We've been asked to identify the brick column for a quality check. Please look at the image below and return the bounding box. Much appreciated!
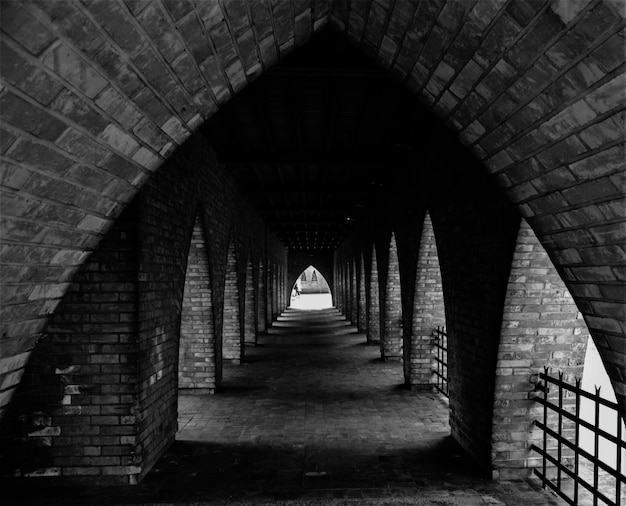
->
[368,245,381,344]
[491,220,589,480]
[266,262,273,326]
[272,264,278,320]
[178,217,217,394]
[337,265,344,313]
[408,212,445,390]
[0,204,141,484]
[222,241,242,363]
[244,260,256,346]
[351,259,358,326]
[257,260,266,333]
[383,233,403,361]
[358,254,367,332]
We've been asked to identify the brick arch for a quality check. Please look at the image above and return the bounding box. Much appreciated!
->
[0,0,624,425]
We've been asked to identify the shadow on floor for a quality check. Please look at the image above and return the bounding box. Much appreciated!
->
[2,436,483,505]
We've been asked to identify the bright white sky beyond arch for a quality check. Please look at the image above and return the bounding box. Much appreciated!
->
[290,265,333,310]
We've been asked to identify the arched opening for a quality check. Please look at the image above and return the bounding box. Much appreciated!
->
[178,216,217,394]
[289,265,333,310]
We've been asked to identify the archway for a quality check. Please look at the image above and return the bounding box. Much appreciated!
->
[289,265,333,310]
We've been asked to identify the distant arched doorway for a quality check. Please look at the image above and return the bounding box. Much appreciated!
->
[290,265,333,310]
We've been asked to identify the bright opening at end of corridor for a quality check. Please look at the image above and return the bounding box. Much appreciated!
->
[290,265,333,310]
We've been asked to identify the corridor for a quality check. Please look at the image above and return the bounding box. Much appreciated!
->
[8,309,567,505]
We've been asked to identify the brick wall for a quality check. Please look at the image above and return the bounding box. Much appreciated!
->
[383,233,403,361]
[491,220,588,480]
[408,212,445,390]
[0,203,140,484]
[178,216,216,394]
[0,131,286,483]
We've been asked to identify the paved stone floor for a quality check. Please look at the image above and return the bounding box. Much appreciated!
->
[4,308,569,505]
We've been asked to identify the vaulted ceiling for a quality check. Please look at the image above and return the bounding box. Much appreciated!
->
[203,29,428,251]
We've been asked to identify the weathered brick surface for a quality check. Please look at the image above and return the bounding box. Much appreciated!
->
[491,220,588,480]
[0,202,140,484]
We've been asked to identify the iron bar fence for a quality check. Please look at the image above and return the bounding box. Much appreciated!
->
[531,368,626,505]
[432,326,448,397]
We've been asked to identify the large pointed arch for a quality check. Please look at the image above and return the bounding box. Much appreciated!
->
[0,1,624,482]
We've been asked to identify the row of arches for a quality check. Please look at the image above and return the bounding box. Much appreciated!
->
[332,211,593,479]
[178,217,289,391]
